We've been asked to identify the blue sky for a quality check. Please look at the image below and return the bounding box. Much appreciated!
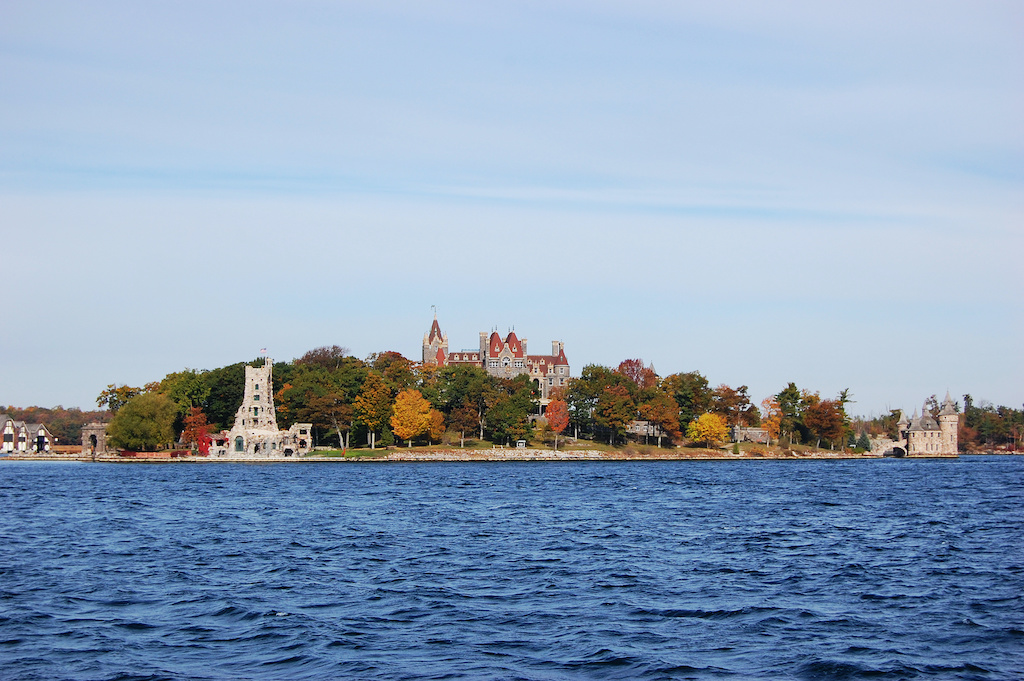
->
[2,1,1021,417]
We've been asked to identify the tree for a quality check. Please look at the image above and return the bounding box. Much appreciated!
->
[803,398,845,449]
[368,351,416,393]
[661,371,713,433]
[638,392,681,446]
[760,398,782,446]
[181,407,211,452]
[354,372,392,449]
[616,359,658,390]
[299,391,354,449]
[390,389,431,446]
[158,369,210,417]
[595,385,636,446]
[776,382,803,445]
[546,399,569,450]
[856,432,872,451]
[686,413,728,449]
[427,409,445,445]
[712,384,760,427]
[448,403,478,448]
[295,345,350,371]
[484,375,537,445]
[96,384,142,414]
[107,393,176,452]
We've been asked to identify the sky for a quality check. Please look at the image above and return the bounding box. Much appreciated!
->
[1,1,1021,417]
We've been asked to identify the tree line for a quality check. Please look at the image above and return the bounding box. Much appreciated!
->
[88,346,872,452]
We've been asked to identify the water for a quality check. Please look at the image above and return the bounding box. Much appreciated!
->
[1,457,1022,680]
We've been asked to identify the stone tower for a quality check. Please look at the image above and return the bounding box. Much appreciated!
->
[423,314,448,365]
[235,361,278,431]
[938,392,959,455]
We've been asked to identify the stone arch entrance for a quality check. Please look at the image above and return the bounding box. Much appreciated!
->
[89,434,98,450]
[234,436,244,452]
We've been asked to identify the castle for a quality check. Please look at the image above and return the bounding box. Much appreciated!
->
[873,392,959,456]
[206,360,313,457]
[422,316,570,402]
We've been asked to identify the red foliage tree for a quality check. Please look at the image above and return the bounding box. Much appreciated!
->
[546,399,570,450]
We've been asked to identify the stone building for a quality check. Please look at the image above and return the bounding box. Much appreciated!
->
[206,360,313,457]
[872,393,959,456]
[1,416,55,454]
[81,422,110,456]
[422,316,571,402]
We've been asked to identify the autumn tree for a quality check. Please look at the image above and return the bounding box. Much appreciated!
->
[427,409,445,445]
[368,351,416,393]
[686,413,728,449]
[712,384,759,427]
[181,407,211,452]
[448,403,479,448]
[595,384,636,446]
[760,398,782,446]
[390,389,432,447]
[803,398,846,449]
[616,359,658,390]
[107,393,176,452]
[545,399,570,450]
[354,372,392,449]
[295,345,350,371]
[638,391,681,447]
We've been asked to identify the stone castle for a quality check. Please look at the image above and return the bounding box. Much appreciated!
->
[422,316,570,402]
[872,392,959,456]
[206,360,313,457]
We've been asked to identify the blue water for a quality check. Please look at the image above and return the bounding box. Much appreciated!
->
[1,458,1022,680]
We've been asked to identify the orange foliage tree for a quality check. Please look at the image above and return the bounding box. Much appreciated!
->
[390,389,431,447]
[546,399,570,450]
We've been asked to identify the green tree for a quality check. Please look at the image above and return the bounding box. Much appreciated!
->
[856,432,872,451]
[661,371,713,433]
[107,393,176,452]
[96,384,142,414]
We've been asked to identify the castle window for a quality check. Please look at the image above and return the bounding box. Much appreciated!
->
[558,367,564,375]
[255,384,259,390]
[502,357,510,367]
[254,394,260,401]
[253,407,259,416]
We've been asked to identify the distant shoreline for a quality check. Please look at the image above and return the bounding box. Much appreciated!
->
[1,447,971,464]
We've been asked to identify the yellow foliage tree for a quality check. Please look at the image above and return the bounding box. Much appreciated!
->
[686,412,729,449]
[390,389,431,447]
[760,398,782,446]
[427,409,445,445]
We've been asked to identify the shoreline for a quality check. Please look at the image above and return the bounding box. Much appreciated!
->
[1,447,967,463]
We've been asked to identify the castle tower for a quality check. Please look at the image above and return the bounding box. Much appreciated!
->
[422,314,448,365]
[235,361,278,432]
[938,392,959,455]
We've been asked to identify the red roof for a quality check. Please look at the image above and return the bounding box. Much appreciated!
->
[488,331,503,356]
[435,346,447,365]
[428,318,443,343]
[505,331,524,357]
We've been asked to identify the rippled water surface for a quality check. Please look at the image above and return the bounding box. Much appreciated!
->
[1,457,1022,680]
